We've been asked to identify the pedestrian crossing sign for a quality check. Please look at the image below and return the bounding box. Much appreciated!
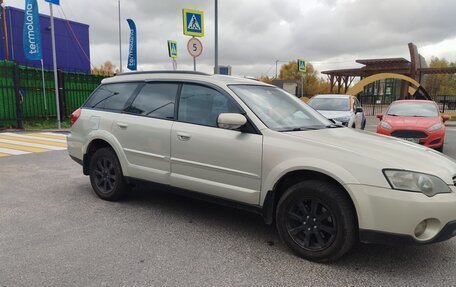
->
[298,59,306,73]
[168,40,178,59]
[182,8,204,37]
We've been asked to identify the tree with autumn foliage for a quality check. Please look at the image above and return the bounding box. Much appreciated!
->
[258,61,333,97]
[91,61,119,76]
[423,57,456,98]
[278,61,332,96]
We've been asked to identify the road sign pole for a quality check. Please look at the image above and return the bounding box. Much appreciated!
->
[193,57,196,71]
[118,0,122,73]
[49,3,61,129]
[214,0,218,74]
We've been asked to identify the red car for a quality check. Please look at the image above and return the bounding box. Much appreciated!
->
[376,100,451,152]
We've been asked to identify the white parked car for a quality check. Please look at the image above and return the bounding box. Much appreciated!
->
[68,71,456,262]
[308,94,366,129]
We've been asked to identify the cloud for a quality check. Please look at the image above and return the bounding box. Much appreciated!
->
[5,0,456,76]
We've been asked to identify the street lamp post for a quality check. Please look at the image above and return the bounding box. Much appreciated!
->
[214,0,218,74]
[118,0,122,73]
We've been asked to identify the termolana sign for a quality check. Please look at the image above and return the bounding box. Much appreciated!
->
[22,0,42,61]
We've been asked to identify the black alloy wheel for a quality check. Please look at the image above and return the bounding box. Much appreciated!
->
[93,157,116,194]
[89,147,128,201]
[276,180,357,262]
[286,198,337,251]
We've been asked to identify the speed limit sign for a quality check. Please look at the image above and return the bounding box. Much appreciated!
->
[187,37,203,58]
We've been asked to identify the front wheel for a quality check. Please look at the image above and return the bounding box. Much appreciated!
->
[89,147,129,201]
[276,180,357,262]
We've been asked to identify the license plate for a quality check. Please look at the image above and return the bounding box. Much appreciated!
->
[401,137,419,143]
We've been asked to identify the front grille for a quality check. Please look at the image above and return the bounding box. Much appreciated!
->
[391,130,428,139]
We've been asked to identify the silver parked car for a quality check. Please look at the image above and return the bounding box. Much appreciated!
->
[308,94,366,129]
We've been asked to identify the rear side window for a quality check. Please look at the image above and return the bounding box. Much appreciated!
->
[177,84,240,127]
[85,83,139,111]
[125,83,178,119]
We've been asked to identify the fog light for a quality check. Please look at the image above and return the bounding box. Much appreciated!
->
[415,220,427,237]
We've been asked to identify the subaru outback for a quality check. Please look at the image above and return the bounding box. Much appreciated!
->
[68,71,456,262]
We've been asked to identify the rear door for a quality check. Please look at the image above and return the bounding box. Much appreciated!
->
[111,82,179,184]
[170,83,263,205]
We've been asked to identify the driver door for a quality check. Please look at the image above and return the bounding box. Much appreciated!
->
[170,83,263,205]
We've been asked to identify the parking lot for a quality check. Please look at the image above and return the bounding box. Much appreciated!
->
[1,124,456,286]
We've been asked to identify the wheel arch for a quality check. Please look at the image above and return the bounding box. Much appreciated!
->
[262,169,360,229]
[82,133,128,177]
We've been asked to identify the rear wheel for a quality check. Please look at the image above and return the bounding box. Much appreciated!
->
[276,180,357,262]
[89,147,128,201]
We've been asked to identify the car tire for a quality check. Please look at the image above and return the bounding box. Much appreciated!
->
[89,147,129,201]
[361,118,366,130]
[276,180,357,262]
[436,144,444,153]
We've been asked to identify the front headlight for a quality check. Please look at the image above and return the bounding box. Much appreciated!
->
[380,121,392,130]
[428,123,443,132]
[383,169,452,197]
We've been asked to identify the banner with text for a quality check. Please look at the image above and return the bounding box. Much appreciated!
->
[126,19,137,71]
[23,0,42,61]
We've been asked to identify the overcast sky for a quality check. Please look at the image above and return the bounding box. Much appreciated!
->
[5,0,456,77]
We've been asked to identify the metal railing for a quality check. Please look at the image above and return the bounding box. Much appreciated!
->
[0,61,105,128]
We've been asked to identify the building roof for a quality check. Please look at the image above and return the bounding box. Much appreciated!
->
[355,58,409,66]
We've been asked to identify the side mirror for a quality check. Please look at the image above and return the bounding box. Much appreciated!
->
[376,113,383,120]
[217,113,247,130]
[355,107,363,113]
[442,114,451,123]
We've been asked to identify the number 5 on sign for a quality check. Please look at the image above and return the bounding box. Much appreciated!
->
[187,38,203,58]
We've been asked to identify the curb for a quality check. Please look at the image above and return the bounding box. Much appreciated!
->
[0,129,70,134]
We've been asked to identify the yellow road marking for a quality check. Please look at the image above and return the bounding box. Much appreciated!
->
[27,133,67,140]
[0,152,9,157]
[0,135,67,147]
[0,142,49,153]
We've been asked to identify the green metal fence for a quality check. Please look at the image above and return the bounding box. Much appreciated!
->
[0,61,105,128]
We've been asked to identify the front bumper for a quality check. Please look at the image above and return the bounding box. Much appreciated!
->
[376,127,445,148]
[360,221,456,245]
[346,184,456,245]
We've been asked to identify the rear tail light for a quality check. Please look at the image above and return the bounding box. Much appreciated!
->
[70,108,82,126]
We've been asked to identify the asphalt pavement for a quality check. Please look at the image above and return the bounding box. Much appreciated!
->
[1,127,456,286]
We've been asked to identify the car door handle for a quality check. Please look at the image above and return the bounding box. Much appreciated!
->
[177,132,191,141]
[116,122,128,129]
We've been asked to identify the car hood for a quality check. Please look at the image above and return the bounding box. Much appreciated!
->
[316,110,351,120]
[283,127,456,185]
[383,115,440,129]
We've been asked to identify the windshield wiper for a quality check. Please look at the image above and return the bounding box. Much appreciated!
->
[278,127,323,132]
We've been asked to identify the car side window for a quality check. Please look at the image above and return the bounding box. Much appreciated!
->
[177,84,240,127]
[125,83,178,119]
[85,83,139,111]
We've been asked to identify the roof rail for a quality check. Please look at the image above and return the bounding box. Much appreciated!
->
[114,70,210,77]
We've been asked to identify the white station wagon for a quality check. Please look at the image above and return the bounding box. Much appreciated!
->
[68,71,456,262]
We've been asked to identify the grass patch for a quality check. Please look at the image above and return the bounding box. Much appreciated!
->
[22,119,71,130]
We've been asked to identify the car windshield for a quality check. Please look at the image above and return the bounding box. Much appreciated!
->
[229,85,332,131]
[308,97,350,111]
[387,102,439,117]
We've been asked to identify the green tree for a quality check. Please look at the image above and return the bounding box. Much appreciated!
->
[423,57,456,98]
[278,61,333,96]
